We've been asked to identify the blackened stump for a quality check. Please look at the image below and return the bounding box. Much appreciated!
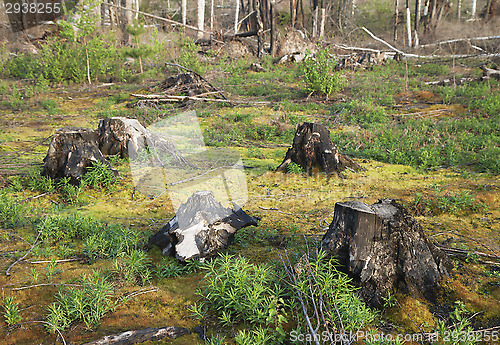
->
[321,199,452,307]
[276,122,363,177]
[42,127,114,183]
[147,191,258,261]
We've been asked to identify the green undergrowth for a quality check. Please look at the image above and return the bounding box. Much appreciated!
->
[191,250,375,344]
[331,113,499,174]
[46,270,116,332]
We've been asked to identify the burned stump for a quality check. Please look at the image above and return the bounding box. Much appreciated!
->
[276,122,363,177]
[42,127,113,182]
[321,199,452,307]
[148,191,258,261]
[97,117,150,158]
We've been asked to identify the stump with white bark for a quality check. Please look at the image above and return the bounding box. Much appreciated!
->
[321,198,452,307]
[147,191,258,261]
[42,127,114,182]
[276,122,364,177]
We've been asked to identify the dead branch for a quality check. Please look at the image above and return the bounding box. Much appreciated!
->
[425,77,476,85]
[10,321,66,345]
[361,27,419,57]
[17,192,50,204]
[30,258,80,264]
[80,326,191,345]
[435,245,500,265]
[359,28,500,60]
[419,35,500,48]
[11,283,83,291]
[5,230,41,276]
[277,251,321,345]
[132,93,272,105]
[258,206,300,216]
[392,109,452,117]
[121,287,160,301]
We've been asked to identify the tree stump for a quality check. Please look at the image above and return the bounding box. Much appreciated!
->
[42,127,113,182]
[97,117,150,158]
[147,191,258,261]
[276,122,364,177]
[321,199,452,307]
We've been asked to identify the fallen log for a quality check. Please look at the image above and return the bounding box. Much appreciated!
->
[80,326,191,345]
[481,66,500,81]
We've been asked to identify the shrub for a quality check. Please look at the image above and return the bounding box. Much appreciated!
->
[82,160,117,189]
[286,249,375,335]
[300,46,346,98]
[113,250,152,285]
[193,253,288,335]
[2,296,22,326]
[27,169,55,193]
[46,270,115,332]
[0,194,23,227]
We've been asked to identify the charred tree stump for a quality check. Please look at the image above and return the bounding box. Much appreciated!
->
[97,117,150,158]
[276,122,364,177]
[42,127,114,183]
[321,199,452,307]
[147,191,258,261]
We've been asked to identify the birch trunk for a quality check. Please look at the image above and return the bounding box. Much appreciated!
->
[210,0,214,31]
[234,0,240,33]
[406,3,412,47]
[270,1,277,56]
[197,0,205,38]
[471,0,477,18]
[182,0,187,24]
[320,8,326,37]
[394,0,399,41]
[457,0,462,20]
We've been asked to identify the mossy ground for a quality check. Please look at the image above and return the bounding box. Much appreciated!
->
[0,56,499,344]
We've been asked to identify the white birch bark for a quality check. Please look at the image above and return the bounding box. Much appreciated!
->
[471,0,477,18]
[234,0,240,33]
[182,0,187,25]
[197,0,205,38]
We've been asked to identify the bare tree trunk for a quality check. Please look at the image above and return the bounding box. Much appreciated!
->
[414,0,421,47]
[255,0,264,56]
[182,0,187,24]
[320,8,326,37]
[300,0,305,28]
[406,0,412,47]
[313,6,319,36]
[197,0,205,38]
[457,0,462,20]
[471,0,477,18]
[235,0,240,33]
[210,0,214,31]
[423,0,430,15]
[394,0,400,41]
[270,0,277,56]
[290,0,297,27]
